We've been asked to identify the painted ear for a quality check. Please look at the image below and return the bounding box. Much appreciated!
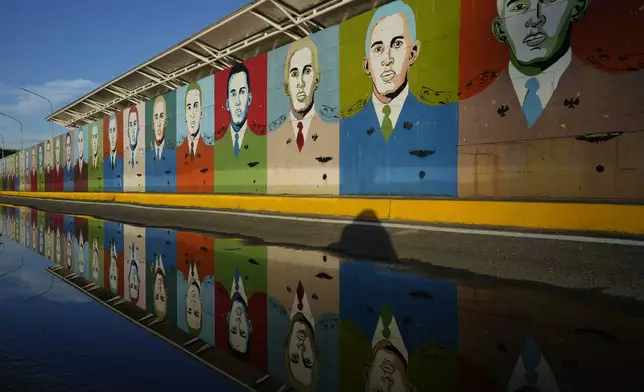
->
[248,92,253,106]
[571,0,590,21]
[409,40,421,66]
[362,57,370,76]
[492,16,507,43]
[283,82,290,96]
[248,318,253,334]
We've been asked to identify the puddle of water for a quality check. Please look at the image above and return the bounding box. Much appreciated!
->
[1,204,643,392]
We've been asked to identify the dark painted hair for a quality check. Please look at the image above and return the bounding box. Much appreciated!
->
[227,62,251,94]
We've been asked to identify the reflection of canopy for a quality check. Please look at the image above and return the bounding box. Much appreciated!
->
[371,304,408,363]
[290,280,315,330]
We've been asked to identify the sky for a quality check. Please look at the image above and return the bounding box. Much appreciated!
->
[0,0,251,149]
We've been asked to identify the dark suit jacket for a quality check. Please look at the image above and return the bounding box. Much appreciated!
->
[74,160,88,192]
[104,154,123,192]
[146,142,176,193]
[176,136,214,193]
[340,92,459,196]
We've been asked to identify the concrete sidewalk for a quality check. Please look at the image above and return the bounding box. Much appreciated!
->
[3,194,644,301]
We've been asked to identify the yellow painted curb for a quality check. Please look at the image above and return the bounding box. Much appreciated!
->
[2,191,644,235]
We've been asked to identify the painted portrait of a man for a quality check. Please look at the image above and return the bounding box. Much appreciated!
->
[74,127,88,192]
[63,131,75,192]
[124,105,146,192]
[339,0,458,196]
[185,263,204,335]
[53,136,63,191]
[267,36,340,195]
[146,93,176,192]
[104,114,123,192]
[30,146,37,192]
[153,254,169,320]
[228,268,253,356]
[176,80,214,193]
[44,140,52,192]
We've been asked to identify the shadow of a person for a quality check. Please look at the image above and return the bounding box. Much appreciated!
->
[330,209,398,262]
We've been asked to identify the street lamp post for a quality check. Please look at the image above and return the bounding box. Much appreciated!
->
[0,112,23,151]
[20,88,54,141]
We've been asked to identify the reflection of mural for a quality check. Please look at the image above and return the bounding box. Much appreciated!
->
[176,232,214,343]
[53,214,63,266]
[176,77,214,193]
[459,0,644,199]
[146,92,177,192]
[267,30,340,195]
[74,217,89,279]
[214,239,268,372]
[103,113,123,192]
[89,218,105,286]
[214,57,267,194]
[37,211,45,257]
[75,126,88,192]
[63,215,75,271]
[31,209,38,252]
[103,221,124,296]
[339,262,458,392]
[267,248,340,392]
[146,228,177,326]
[339,0,459,196]
[88,121,104,192]
[124,224,146,309]
[63,131,75,192]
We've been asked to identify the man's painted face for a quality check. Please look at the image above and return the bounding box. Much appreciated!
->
[66,233,73,270]
[92,237,100,280]
[128,111,139,147]
[287,319,317,386]
[109,247,118,293]
[153,100,166,142]
[55,139,61,165]
[184,89,202,137]
[365,13,415,96]
[77,131,85,160]
[31,222,37,250]
[55,229,61,263]
[287,47,317,113]
[366,347,411,392]
[78,241,85,274]
[38,147,43,168]
[108,118,118,152]
[128,263,140,301]
[65,135,72,164]
[32,148,36,168]
[498,0,577,65]
[91,126,99,158]
[186,282,203,332]
[154,272,167,319]
[228,299,251,354]
[45,143,51,169]
[226,72,251,127]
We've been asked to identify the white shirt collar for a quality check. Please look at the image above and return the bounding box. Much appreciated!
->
[187,132,201,155]
[110,150,116,164]
[155,140,165,159]
[509,48,572,111]
[229,122,248,150]
[289,104,316,142]
[371,84,409,130]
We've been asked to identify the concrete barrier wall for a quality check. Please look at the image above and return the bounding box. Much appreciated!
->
[1,0,643,200]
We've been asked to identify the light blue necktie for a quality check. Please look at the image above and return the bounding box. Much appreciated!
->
[233,132,240,158]
[523,77,543,127]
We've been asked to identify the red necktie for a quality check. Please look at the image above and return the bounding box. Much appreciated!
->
[190,141,195,160]
[296,121,304,152]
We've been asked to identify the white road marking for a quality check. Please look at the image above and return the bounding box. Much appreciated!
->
[13,196,644,247]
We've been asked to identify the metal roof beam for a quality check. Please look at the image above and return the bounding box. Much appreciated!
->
[145,66,187,87]
[59,0,359,127]
[180,47,223,72]
[270,0,316,34]
[136,70,177,90]
[250,10,302,40]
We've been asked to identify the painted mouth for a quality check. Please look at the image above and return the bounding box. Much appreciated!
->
[523,32,547,47]
[190,121,196,128]
[296,92,307,102]
[380,70,396,82]
[297,330,306,340]
[235,109,242,117]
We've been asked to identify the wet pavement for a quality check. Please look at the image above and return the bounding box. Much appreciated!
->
[0,202,643,391]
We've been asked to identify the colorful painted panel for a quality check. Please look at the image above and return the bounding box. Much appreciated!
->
[146,228,178,326]
[30,209,38,253]
[45,212,55,261]
[62,215,75,271]
[74,216,89,279]
[88,120,104,192]
[123,104,146,192]
[267,248,340,391]
[124,224,146,309]
[267,27,340,195]
[176,232,214,343]
[214,56,268,194]
[339,0,459,196]
[103,220,124,296]
[175,76,214,193]
[339,261,458,392]
[103,113,124,192]
[88,218,105,286]
[44,138,54,192]
[74,126,89,192]
[214,239,268,372]
[146,91,177,192]
[53,213,63,267]
[458,0,644,199]
[63,130,75,192]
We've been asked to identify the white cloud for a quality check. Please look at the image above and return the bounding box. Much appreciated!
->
[0,79,98,148]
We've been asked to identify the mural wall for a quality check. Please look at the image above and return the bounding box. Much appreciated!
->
[1,0,642,200]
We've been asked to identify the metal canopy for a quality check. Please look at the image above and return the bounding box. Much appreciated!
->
[47,0,391,128]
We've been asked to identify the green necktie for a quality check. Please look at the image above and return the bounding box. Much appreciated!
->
[381,104,393,142]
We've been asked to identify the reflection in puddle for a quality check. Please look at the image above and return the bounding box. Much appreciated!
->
[1,204,643,392]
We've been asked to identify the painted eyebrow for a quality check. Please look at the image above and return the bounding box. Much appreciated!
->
[389,35,404,46]
[289,66,299,74]
[370,40,383,49]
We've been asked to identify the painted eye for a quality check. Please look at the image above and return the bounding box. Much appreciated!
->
[509,1,528,11]
[290,70,299,78]
[372,45,384,55]
[392,39,404,49]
